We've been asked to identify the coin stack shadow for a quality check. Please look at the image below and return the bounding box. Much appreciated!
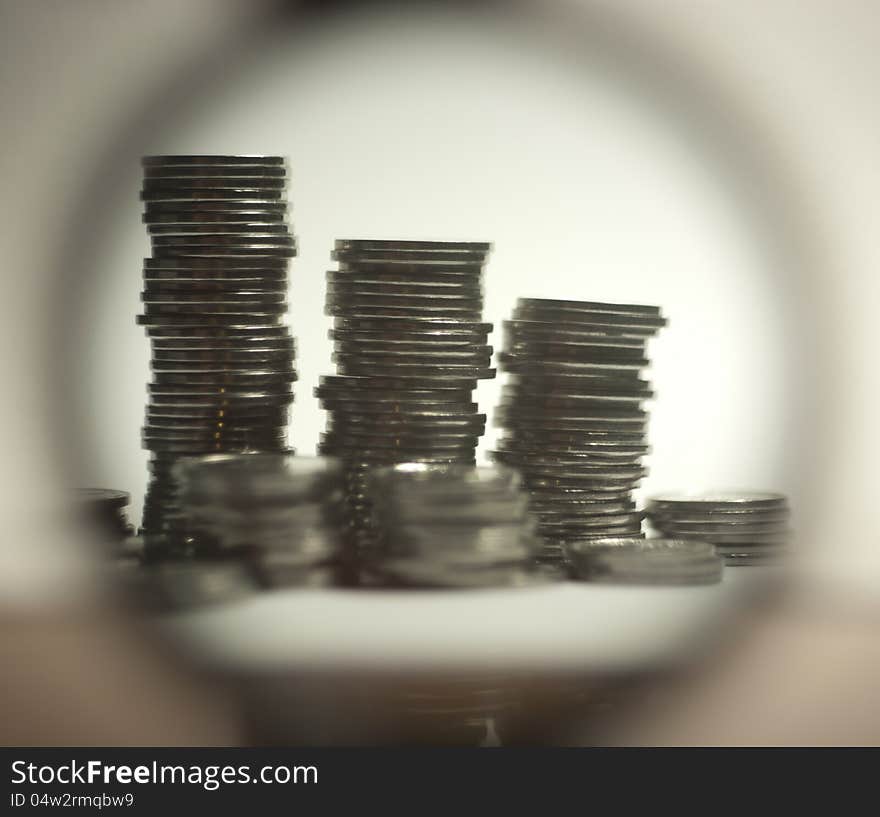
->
[492,297,666,567]
[645,492,791,566]
[317,240,495,579]
[366,464,541,588]
[137,155,297,557]
[176,454,344,586]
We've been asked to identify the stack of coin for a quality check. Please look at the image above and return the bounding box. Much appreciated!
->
[137,156,297,555]
[646,492,791,565]
[568,537,723,585]
[176,453,344,586]
[386,674,519,745]
[365,463,541,588]
[78,488,134,546]
[317,240,494,573]
[492,298,666,566]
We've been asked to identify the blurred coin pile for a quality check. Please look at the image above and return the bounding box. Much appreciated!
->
[568,537,723,585]
[646,492,791,565]
[317,240,495,573]
[176,454,344,586]
[79,488,134,546]
[137,155,297,555]
[492,298,666,567]
[365,464,541,588]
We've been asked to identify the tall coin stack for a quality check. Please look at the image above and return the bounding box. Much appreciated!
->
[317,240,494,574]
[492,297,666,566]
[646,492,791,566]
[137,155,297,555]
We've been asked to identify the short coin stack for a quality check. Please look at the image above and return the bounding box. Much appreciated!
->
[365,464,541,588]
[492,297,666,566]
[646,492,791,565]
[568,537,723,585]
[137,155,297,554]
[317,240,494,571]
[176,454,345,586]
[79,489,134,546]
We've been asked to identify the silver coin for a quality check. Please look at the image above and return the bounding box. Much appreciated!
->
[514,302,666,328]
[143,164,287,178]
[151,230,294,244]
[332,247,488,264]
[569,537,715,564]
[326,273,483,292]
[503,317,650,342]
[648,492,789,511]
[517,297,662,317]
[492,453,646,478]
[654,527,791,545]
[147,382,294,396]
[143,271,288,284]
[536,512,642,529]
[333,342,491,359]
[331,352,492,369]
[322,428,481,446]
[144,282,289,297]
[142,289,286,302]
[141,189,287,204]
[336,360,494,379]
[328,418,485,435]
[142,175,287,190]
[327,284,482,301]
[522,473,645,489]
[316,388,474,406]
[327,272,482,288]
[499,436,649,453]
[329,329,488,347]
[335,239,491,253]
[151,246,297,259]
[530,500,636,516]
[498,447,646,467]
[502,375,652,397]
[334,316,491,332]
[147,222,291,236]
[498,396,648,414]
[332,266,483,283]
[648,517,789,535]
[332,343,491,358]
[137,314,286,327]
[324,404,485,421]
[143,154,285,166]
[144,255,288,269]
[494,414,648,434]
[504,318,648,341]
[322,435,478,453]
[152,352,295,367]
[504,349,647,372]
[145,323,290,337]
[328,305,484,320]
[151,337,294,351]
[318,447,475,465]
[145,210,289,226]
[516,299,665,324]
